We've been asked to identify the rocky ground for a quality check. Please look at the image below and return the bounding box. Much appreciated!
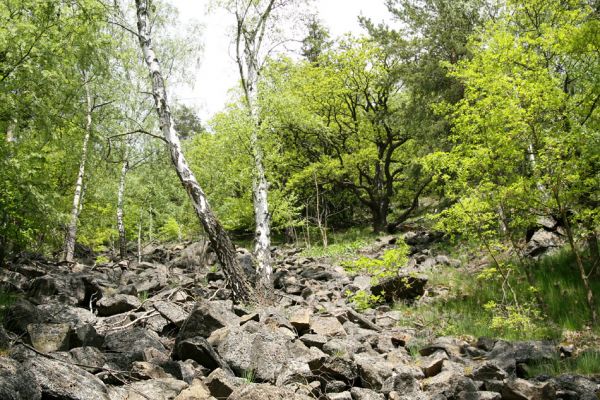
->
[0,233,598,400]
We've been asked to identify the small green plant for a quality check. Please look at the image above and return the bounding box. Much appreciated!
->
[95,255,110,265]
[342,243,409,284]
[242,368,255,383]
[332,349,346,359]
[341,242,409,311]
[345,289,383,311]
[0,290,20,324]
[138,291,149,302]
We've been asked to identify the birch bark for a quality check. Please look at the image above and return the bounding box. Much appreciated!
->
[234,0,276,294]
[135,0,256,303]
[117,159,129,259]
[64,78,92,263]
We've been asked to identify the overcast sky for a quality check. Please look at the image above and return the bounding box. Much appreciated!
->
[168,0,395,122]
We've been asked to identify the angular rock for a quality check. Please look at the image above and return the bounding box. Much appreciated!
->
[551,374,600,400]
[175,336,232,374]
[350,387,385,400]
[205,368,242,399]
[122,378,188,400]
[300,333,328,349]
[289,308,312,333]
[178,300,239,340]
[328,392,352,400]
[419,351,447,378]
[354,353,393,390]
[228,383,313,400]
[27,323,71,352]
[130,361,170,380]
[154,300,189,327]
[371,274,427,302]
[175,379,214,400]
[501,378,556,400]
[103,327,166,363]
[457,392,502,400]
[310,315,347,337]
[217,322,316,382]
[468,362,508,381]
[381,373,421,395]
[3,299,41,334]
[308,356,358,383]
[0,356,42,400]
[70,323,103,348]
[37,303,95,329]
[69,346,106,373]
[96,294,141,316]
[23,356,110,400]
[28,274,86,305]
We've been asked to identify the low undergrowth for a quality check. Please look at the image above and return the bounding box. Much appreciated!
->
[394,248,600,342]
[527,351,600,377]
[300,227,375,260]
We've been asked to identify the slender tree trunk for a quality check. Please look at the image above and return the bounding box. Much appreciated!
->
[117,159,129,259]
[557,199,598,325]
[64,79,92,263]
[314,172,327,247]
[135,0,255,303]
[137,206,143,264]
[588,232,599,277]
[243,61,272,294]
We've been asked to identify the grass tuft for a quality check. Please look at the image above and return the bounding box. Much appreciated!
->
[527,351,600,377]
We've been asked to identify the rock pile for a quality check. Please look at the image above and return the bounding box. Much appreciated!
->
[0,239,597,400]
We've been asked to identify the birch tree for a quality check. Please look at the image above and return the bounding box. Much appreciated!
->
[222,0,303,293]
[134,0,256,303]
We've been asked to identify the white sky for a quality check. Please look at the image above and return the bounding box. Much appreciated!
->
[168,0,395,122]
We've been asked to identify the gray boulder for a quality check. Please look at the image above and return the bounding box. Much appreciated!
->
[174,336,232,374]
[178,299,239,340]
[228,383,313,400]
[103,327,166,364]
[3,299,41,334]
[23,356,110,400]
[0,356,42,400]
[371,274,427,302]
[96,294,141,316]
[217,321,317,383]
[27,323,71,352]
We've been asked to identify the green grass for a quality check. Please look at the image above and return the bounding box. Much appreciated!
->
[300,227,375,260]
[0,289,20,323]
[531,250,600,331]
[527,351,600,377]
[393,248,600,342]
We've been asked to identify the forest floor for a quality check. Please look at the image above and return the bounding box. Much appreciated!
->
[0,227,598,399]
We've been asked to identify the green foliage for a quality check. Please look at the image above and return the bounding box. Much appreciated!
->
[342,242,409,283]
[242,368,255,384]
[527,351,600,377]
[95,255,110,265]
[394,249,600,340]
[345,289,383,311]
[138,291,149,302]
[300,227,372,259]
[159,217,182,242]
[342,240,409,310]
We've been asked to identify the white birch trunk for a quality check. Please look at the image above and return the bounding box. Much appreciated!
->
[235,0,275,294]
[64,79,92,263]
[247,85,272,293]
[117,159,129,259]
[135,0,255,303]
[6,119,16,143]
